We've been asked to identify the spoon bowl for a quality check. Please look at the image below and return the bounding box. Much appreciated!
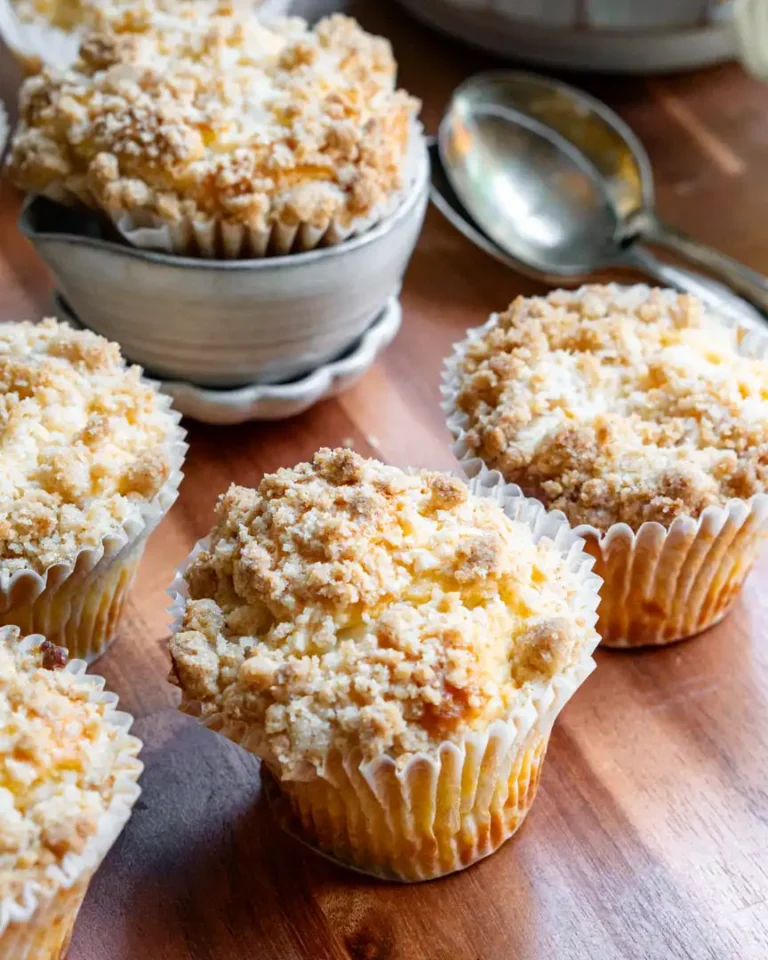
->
[440,70,649,277]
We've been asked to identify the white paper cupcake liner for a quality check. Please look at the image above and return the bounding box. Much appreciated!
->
[441,286,768,647]
[0,629,143,957]
[0,0,294,73]
[68,122,426,260]
[167,470,601,880]
[0,375,188,661]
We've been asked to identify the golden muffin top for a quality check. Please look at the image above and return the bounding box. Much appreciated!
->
[12,0,269,32]
[454,285,768,530]
[0,628,132,903]
[8,8,420,232]
[0,319,175,581]
[169,449,597,777]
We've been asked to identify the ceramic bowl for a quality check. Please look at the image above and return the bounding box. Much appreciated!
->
[19,141,428,388]
[56,292,403,425]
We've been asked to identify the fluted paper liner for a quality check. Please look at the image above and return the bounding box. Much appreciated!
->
[441,290,768,648]
[0,629,143,959]
[0,377,188,663]
[167,470,602,880]
[30,125,426,260]
[0,0,294,73]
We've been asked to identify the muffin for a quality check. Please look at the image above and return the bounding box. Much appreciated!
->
[0,318,186,661]
[6,8,422,258]
[168,448,600,881]
[0,626,143,959]
[443,284,768,648]
[0,0,293,73]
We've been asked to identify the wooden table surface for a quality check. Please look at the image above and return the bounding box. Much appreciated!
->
[2,4,768,958]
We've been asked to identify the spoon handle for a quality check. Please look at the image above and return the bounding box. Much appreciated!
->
[621,244,767,327]
[635,214,768,320]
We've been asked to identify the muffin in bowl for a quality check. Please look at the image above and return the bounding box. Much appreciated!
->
[0,626,143,960]
[0,318,186,661]
[444,284,768,648]
[168,448,600,881]
[7,8,422,258]
[0,0,293,73]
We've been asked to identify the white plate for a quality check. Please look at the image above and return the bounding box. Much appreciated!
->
[55,293,402,425]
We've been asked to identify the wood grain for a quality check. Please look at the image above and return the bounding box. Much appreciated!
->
[2,3,768,957]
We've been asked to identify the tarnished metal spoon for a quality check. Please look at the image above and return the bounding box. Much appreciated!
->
[428,140,764,326]
[438,71,768,321]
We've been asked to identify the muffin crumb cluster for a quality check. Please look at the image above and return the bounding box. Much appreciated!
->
[8,8,419,232]
[0,319,174,580]
[169,449,594,775]
[0,627,121,903]
[455,286,768,529]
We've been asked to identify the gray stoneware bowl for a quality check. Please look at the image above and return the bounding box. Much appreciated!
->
[19,143,428,388]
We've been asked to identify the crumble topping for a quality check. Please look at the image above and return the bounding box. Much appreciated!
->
[12,0,274,32]
[8,8,420,233]
[0,627,123,903]
[454,285,768,530]
[169,449,596,777]
[0,319,175,581]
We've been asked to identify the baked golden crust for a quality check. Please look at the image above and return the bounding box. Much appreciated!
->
[8,8,420,233]
[454,285,768,530]
[0,319,175,580]
[0,627,121,903]
[169,449,596,778]
[11,0,270,32]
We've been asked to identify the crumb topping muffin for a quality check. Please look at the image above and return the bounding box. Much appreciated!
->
[8,8,420,234]
[0,319,176,582]
[169,448,596,778]
[454,285,768,530]
[11,0,272,32]
[0,627,123,903]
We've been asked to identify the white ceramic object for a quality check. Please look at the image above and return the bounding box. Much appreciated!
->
[396,0,740,73]
[56,293,402,424]
[19,139,428,389]
[733,0,768,78]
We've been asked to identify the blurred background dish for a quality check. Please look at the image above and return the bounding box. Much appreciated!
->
[395,0,740,73]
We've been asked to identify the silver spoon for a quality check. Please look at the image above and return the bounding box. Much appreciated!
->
[428,140,763,326]
[438,70,768,321]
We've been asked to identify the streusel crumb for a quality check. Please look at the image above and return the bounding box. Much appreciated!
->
[0,627,122,902]
[455,285,768,529]
[8,7,420,233]
[0,319,175,582]
[12,0,272,32]
[169,449,596,777]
